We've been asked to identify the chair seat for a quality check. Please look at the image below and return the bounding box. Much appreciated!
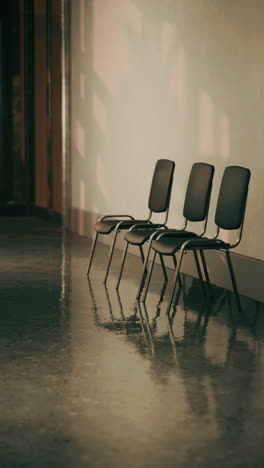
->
[184,238,230,250]
[94,219,149,235]
[124,228,166,245]
[125,228,192,246]
[152,235,230,255]
[152,233,198,255]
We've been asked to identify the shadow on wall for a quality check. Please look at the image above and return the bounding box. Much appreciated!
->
[71,0,264,261]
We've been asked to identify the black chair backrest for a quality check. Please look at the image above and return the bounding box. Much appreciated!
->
[183,162,215,222]
[148,159,175,213]
[215,166,251,230]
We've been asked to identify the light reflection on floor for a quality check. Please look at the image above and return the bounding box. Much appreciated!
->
[0,218,264,468]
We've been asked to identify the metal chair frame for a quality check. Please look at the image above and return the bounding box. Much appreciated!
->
[116,163,215,299]
[87,159,175,283]
[144,165,250,316]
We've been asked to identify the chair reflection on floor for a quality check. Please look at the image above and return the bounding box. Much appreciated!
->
[141,280,168,324]
[88,266,259,440]
[128,276,205,363]
[88,278,180,375]
[212,323,257,446]
[87,278,153,353]
[207,284,260,329]
[168,302,257,425]
[167,301,210,381]
[138,293,213,387]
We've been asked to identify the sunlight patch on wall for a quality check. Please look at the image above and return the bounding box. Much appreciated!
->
[219,229,237,246]
[96,155,110,201]
[93,0,141,94]
[127,0,142,35]
[80,72,85,100]
[218,111,230,159]
[80,0,85,54]
[170,45,186,123]
[93,91,107,134]
[92,206,100,239]
[161,23,174,60]
[75,120,85,159]
[219,251,227,264]
[199,90,215,157]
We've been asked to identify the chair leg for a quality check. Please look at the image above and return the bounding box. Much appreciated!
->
[172,254,177,269]
[159,254,168,282]
[170,286,183,320]
[87,232,99,276]
[225,249,242,312]
[116,242,129,289]
[158,281,168,306]
[104,229,119,284]
[136,242,152,300]
[87,277,96,309]
[199,250,209,283]
[103,284,114,318]
[199,250,213,298]
[142,252,157,303]
[166,249,185,316]
[193,250,206,296]
[172,254,183,289]
[115,288,125,319]
[139,245,145,263]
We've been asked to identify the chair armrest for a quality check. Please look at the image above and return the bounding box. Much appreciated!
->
[99,214,134,222]
[115,218,150,229]
[155,229,193,241]
[128,222,165,232]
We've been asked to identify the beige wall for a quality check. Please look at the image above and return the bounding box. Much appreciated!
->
[71,0,264,262]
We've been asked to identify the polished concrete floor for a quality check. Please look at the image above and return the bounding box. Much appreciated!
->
[1,217,264,468]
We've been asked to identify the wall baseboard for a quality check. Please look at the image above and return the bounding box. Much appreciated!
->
[71,207,264,303]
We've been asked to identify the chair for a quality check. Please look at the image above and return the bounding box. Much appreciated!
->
[149,165,250,316]
[87,159,175,283]
[116,162,215,298]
